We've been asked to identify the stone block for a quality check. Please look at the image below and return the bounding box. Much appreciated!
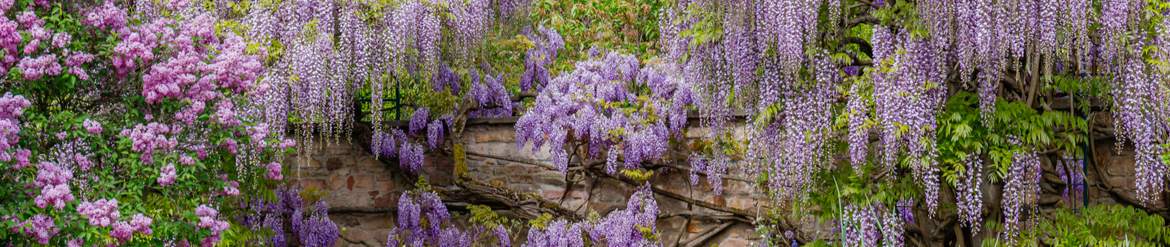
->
[561,200,585,210]
[467,145,486,155]
[373,192,400,207]
[720,238,751,247]
[508,175,533,184]
[431,174,452,187]
[495,165,526,175]
[301,179,326,190]
[710,196,726,207]
[475,132,501,143]
[298,168,331,177]
[378,182,395,193]
[1107,176,1131,190]
[352,192,372,206]
[326,141,353,154]
[655,195,688,213]
[728,196,754,209]
[508,184,539,193]
[364,165,387,174]
[325,194,350,210]
[1107,156,1135,176]
[329,174,345,190]
[330,214,361,227]
[544,189,565,199]
[361,158,381,167]
[298,157,323,168]
[355,175,375,189]
[327,157,344,170]
[660,217,686,232]
[536,169,562,184]
[723,180,752,196]
[500,129,516,142]
[335,167,353,177]
[595,180,629,203]
[371,230,393,245]
[361,215,392,229]
[344,229,368,242]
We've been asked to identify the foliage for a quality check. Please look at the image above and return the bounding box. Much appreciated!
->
[1036,204,1170,247]
[1,1,293,245]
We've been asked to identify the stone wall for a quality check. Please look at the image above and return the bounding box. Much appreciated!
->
[286,118,1152,247]
[287,119,769,247]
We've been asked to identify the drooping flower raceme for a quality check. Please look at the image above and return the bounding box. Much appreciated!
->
[516,53,691,174]
[387,189,510,247]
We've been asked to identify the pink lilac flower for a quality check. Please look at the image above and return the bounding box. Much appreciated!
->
[0,92,30,119]
[124,122,176,164]
[183,13,216,42]
[195,146,208,160]
[67,238,84,247]
[158,164,177,186]
[174,101,205,125]
[10,149,31,169]
[83,119,102,134]
[0,18,20,69]
[64,52,94,80]
[129,213,153,235]
[22,39,39,54]
[34,161,72,188]
[51,32,70,48]
[141,52,200,103]
[16,54,61,80]
[82,1,127,30]
[22,214,57,244]
[16,11,43,27]
[220,138,238,154]
[110,221,134,241]
[246,123,270,148]
[34,183,74,209]
[207,34,262,93]
[75,154,94,171]
[195,204,230,245]
[78,198,121,227]
[278,138,297,149]
[26,25,49,40]
[223,183,240,196]
[214,100,241,127]
[264,162,282,180]
[112,19,169,74]
[179,154,196,165]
